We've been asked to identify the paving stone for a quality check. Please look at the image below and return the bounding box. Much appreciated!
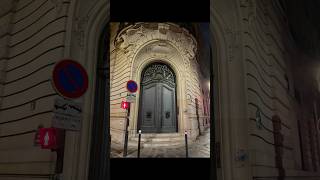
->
[111,128,210,158]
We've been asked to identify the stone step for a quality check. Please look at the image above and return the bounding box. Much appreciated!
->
[130,136,184,142]
[127,133,192,148]
[134,133,183,138]
[128,138,186,148]
[151,136,184,142]
[143,141,185,148]
[130,133,183,139]
[128,139,185,145]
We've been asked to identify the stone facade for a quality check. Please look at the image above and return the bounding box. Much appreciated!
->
[0,0,69,178]
[0,0,109,179]
[110,22,210,146]
[213,0,320,179]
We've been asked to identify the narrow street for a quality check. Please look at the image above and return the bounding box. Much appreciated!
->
[111,128,210,158]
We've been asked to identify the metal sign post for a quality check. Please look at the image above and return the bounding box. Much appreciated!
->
[123,80,138,157]
[123,103,131,157]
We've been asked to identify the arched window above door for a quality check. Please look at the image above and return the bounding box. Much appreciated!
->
[141,63,176,88]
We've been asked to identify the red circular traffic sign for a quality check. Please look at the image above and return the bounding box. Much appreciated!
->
[52,59,88,99]
[126,80,138,93]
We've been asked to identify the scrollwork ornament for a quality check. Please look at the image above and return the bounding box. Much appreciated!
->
[116,23,197,63]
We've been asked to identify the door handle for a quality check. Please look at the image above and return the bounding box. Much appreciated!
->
[146,112,152,118]
[166,112,170,118]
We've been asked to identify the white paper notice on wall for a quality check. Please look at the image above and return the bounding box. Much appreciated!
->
[126,93,136,103]
[52,97,82,131]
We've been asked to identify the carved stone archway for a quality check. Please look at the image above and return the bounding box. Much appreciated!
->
[62,0,109,179]
[114,23,201,139]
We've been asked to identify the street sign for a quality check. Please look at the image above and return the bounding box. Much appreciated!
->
[52,97,82,130]
[121,101,130,109]
[126,80,138,93]
[38,128,58,149]
[52,59,88,99]
[126,93,136,102]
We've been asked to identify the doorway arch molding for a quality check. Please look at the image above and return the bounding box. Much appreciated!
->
[62,0,109,179]
[128,40,191,136]
[113,23,203,137]
[131,56,185,135]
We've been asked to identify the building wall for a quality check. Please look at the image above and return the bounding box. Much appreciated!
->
[290,47,320,173]
[213,0,320,179]
[242,0,298,177]
[0,0,71,179]
[242,0,320,178]
[0,0,109,179]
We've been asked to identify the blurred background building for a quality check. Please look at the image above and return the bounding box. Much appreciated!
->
[0,0,319,179]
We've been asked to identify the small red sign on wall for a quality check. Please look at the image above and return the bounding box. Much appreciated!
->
[38,128,58,149]
[121,101,130,109]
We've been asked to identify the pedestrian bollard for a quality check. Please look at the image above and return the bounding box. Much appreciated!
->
[123,103,131,157]
[123,118,129,157]
[185,131,189,158]
[138,130,142,158]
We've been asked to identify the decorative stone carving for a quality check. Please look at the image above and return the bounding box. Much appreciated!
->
[133,42,178,73]
[115,23,197,62]
[148,41,172,54]
[183,59,191,69]
[116,25,145,51]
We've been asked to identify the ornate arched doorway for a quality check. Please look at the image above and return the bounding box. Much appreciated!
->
[138,62,178,133]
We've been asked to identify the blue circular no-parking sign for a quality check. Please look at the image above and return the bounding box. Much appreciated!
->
[127,80,138,93]
[52,59,88,99]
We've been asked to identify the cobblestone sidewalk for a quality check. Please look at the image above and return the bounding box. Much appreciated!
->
[111,128,210,158]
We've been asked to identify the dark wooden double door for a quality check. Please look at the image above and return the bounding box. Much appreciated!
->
[138,63,177,133]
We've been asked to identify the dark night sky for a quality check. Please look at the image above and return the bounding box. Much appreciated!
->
[286,0,320,57]
[196,22,211,81]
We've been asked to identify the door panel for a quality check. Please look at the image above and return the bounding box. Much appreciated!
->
[140,83,157,133]
[139,63,177,133]
[160,84,176,132]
